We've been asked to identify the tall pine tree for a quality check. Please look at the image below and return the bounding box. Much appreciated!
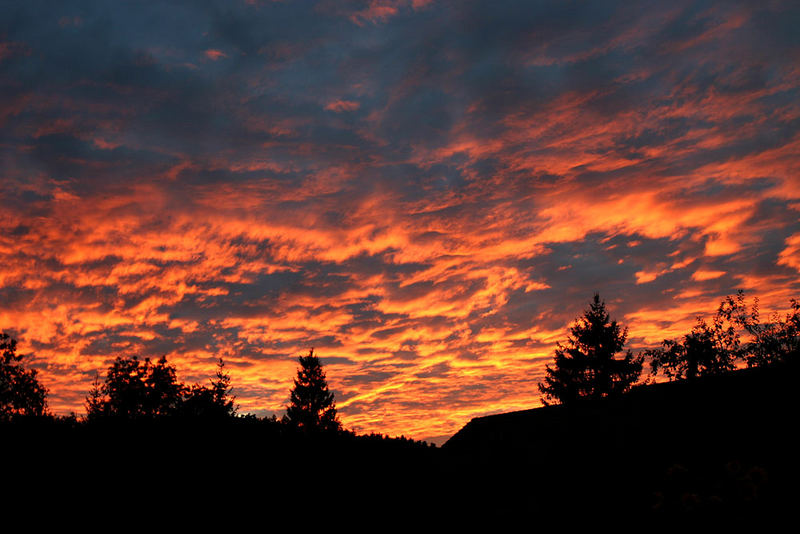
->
[284,349,341,432]
[538,294,642,405]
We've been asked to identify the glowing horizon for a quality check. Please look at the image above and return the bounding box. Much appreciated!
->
[1,0,799,442]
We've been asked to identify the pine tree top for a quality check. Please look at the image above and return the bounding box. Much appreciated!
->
[538,294,642,405]
[566,293,628,359]
[284,349,341,433]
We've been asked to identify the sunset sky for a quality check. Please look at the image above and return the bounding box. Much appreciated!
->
[1,0,799,443]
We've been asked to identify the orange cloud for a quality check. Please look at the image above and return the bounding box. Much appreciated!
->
[778,233,800,272]
[325,99,361,112]
[204,49,228,61]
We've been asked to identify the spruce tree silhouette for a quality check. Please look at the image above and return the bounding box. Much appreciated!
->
[0,332,48,420]
[538,294,642,405]
[284,349,341,432]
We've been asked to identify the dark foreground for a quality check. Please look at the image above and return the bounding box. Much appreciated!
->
[4,362,798,521]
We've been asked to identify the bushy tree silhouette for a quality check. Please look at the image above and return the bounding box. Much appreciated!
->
[648,295,742,380]
[284,349,341,432]
[725,291,800,367]
[648,291,800,380]
[87,355,237,419]
[538,294,642,405]
[86,355,183,419]
[0,332,48,420]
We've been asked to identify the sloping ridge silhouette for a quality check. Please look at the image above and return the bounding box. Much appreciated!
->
[446,362,796,454]
[441,361,799,516]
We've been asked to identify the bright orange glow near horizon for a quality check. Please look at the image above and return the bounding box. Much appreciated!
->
[1,1,799,442]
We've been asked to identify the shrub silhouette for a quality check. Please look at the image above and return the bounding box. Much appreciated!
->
[0,332,48,420]
[538,294,642,405]
[283,349,341,432]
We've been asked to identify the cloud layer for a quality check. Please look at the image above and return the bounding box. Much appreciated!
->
[1,0,799,441]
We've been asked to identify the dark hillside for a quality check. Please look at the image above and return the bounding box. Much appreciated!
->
[443,360,799,516]
[446,362,797,455]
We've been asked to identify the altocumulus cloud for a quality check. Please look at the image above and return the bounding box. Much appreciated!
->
[1,0,799,440]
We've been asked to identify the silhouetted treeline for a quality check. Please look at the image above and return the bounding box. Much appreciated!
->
[2,340,435,462]
[3,290,796,423]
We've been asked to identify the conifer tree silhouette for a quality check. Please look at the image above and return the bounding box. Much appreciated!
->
[538,294,642,405]
[284,349,341,432]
